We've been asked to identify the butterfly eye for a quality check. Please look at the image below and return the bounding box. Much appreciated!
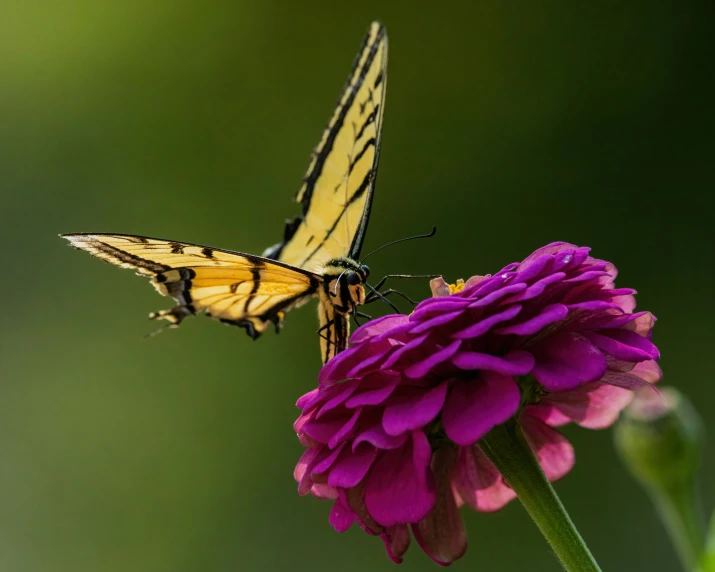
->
[360,264,370,278]
[347,272,362,286]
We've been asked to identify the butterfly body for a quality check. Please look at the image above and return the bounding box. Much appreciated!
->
[61,22,387,363]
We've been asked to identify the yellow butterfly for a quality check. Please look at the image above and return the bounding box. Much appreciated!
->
[62,22,388,363]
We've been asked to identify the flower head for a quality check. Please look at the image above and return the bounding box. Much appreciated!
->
[295,242,661,564]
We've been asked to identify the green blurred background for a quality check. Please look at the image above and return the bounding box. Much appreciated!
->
[1,1,713,570]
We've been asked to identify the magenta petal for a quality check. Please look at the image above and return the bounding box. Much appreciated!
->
[328,443,378,488]
[452,349,535,376]
[381,524,411,564]
[313,442,346,474]
[412,446,467,565]
[452,305,522,339]
[328,407,362,449]
[351,314,409,343]
[443,373,520,446]
[381,333,430,369]
[522,414,575,481]
[365,431,436,527]
[316,383,358,418]
[496,303,568,336]
[404,340,461,379]
[409,310,464,334]
[531,331,607,391]
[383,382,448,436]
[585,329,660,362]
[345,372,400,407]
[353,424,409,451]
[329,497,355,532]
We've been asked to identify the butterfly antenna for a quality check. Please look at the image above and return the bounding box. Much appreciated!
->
[143,322,177,339]
[364,283,401,314]
[360,226,437,263]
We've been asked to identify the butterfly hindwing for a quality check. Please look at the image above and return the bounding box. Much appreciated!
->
[61,234,321,337]
[264,22,388,274]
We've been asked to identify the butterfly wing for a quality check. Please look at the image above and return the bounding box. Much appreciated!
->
[61,233,321,338]
[264,21,388,273]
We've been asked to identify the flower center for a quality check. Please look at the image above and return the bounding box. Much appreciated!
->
[449,278,465,294]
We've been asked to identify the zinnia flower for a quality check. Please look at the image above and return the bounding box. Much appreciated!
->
[294,242,661,564]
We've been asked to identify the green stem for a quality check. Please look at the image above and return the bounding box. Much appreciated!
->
[479,420,601,572]
[647,480,705,571]
[700,511,715,572]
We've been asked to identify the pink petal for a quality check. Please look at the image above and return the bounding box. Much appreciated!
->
[404,340,462,379]
[531,332,607,391]
[343,484,383,535]
[631,360,662,384]
[381,524,411,564]
[412,446,467,565]
[327,443,378,488]
[443,373,520,446]
[383,382,448,436]
[537,381,633,429]
[365,431,436,527]
[329,497,355,532]
[460,446,516,512]
[451,349,535,376]
[313,442,346,474]
[521,415,575,481]
[316,383,359,418]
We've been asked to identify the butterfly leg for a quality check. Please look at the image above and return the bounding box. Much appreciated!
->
[365,289,418,306]
[316,318,335,343]
[148,305,194,326]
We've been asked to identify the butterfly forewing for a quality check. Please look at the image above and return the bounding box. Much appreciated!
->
[61,234,320,336]
[62,22,388,364]
[265,21,388,273]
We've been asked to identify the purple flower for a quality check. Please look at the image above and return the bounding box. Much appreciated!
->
[295,242,661,564]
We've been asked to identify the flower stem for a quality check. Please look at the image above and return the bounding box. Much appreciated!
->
[648,480,706,571]
[479,420,601,572]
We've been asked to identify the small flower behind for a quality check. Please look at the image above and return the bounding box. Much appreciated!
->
[295,242,661,564]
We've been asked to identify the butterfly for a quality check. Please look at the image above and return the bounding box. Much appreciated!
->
[61,21,388,363]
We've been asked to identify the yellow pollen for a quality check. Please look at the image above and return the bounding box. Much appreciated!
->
[449,278,465,294]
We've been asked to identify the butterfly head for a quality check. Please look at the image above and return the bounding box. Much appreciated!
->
[324,259,370,314]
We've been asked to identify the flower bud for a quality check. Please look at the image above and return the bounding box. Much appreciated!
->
[615,387,702,491]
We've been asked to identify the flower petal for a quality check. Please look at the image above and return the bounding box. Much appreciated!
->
[353,423,409,451]
[443,373,520,446]
[452,349,535,376]
[404,340,461,379]
[452,444,516,512]
[345,372,400,407]
[351,314,409,343]
[522,414,575,481]
[496,303,568,335]
[536,381,633,429]
[531,332,607,391]
[329,497,355,532]
[585,329,660,362]
[381,524,411,564]
[383,382,448,436]
[451,304,523,340]
[328,443,378,488]
[365,431,436,527]
[412,446,467,565]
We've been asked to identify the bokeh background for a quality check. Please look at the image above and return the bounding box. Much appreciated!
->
[1,1,714,570]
